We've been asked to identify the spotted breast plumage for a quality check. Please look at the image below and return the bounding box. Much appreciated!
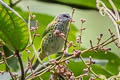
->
[32,13,71,69]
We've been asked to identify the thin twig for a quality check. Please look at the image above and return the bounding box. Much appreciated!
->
[64,8,75,50]
[26,56,62,79]
[26,65,53,79]
[102,38,118,47]
[24,55,35,75]
[26,36,117,79]
[27,6,42,64]
[78,22,84,50]
[79,55,98,77]
[59,8,75,63]
[28,56,35,78]
[1,50,15,80]
[0,55,14,64]
[61,38,118,62]
[26,32,36,48]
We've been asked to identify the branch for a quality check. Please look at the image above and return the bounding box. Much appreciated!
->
[15,50,25,80]
[0,55,14,64]
[28,31,118,79]
[1,50,14,80]
[27,6,42,64]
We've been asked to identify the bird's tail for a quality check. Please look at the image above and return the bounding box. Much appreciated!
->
[32,49,46,70]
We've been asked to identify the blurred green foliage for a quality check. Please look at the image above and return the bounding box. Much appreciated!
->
[57,0,120,10]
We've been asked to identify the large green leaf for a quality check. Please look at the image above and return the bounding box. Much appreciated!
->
[68,60,113,79]
[91,64,113,78]
[57,0,96,9]
[0,1,29,51]
[82,51,120,75]
[3,46,19,71]
[56,0,120,10]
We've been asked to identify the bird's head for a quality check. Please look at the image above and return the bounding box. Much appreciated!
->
[55,13,71,23]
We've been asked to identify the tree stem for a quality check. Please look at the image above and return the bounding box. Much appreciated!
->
[15,50,25,80]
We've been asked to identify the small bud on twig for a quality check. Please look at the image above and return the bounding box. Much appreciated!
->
[71,19,75,23]
[90,40,97,53]
[54,30,60,35]
[73,49,81,57]
[72,8,75,17]
[76,35,82,43]
[32,15,36,19]
[80,18,86,23]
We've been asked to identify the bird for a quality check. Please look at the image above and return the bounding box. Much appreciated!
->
[32,13,71,70]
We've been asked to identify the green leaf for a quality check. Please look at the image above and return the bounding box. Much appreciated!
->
[95,75,107,80]
[106,61,119,75]
[56,0,120,10]
[0,1,29,51]
[3,46,19,71]
[68,60,89,80]
[67,60,86,76]
[82,51,120,75]
[91,64,113,78]
[67,60,113,79]
[41,72,51,80]
[57,0,96,9]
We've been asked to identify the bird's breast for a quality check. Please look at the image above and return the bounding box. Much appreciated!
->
[41,21,69,55]
[42,33,65,55]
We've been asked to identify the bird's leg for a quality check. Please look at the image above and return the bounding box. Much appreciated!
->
[46,52,50,61]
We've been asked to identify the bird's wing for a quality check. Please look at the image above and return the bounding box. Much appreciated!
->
[42,21,56,38]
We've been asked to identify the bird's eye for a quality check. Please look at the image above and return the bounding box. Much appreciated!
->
[63,14,69,18]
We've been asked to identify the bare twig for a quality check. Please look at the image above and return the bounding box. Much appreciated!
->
[27,6,42,65]
[108,29,120,48]
[79,55,98,77]
[28,56,35,78]
[0,55,15,64]
[57,8,76,65]
[64,8,75,50]
[24,55,35,75]
[1,50,14,80]
[26,35,117,79]
[28,35,117,79]
[77,18,86,49]
[97,34,103,45]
